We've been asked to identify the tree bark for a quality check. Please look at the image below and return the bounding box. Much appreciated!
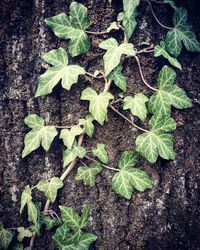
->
[0,0,200,249]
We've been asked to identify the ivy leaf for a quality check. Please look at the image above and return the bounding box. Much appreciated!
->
[75,164,102,187]
[136,114,177,163]
[41,216,61,230]
[63,146,86,167]
[36,177,63,202]
[22,114,58,158]
[35,48,85,97]
[62,233,97,250]
[79,114,95,138]
[59,206,81,231]
[121,0,140,40]
[106,22,119,33]
[60,125,83,150]
[45,2,91,56]
[64,230,82,246]
[154,41,182,70]
[92,144,109,164]
[20,185,32,214]
[80,205,90,229]
[0,222,14,250]
[99,38,136,75]
[148,66,192,116]
[112,151,153,199]
[12,243,24,250]
[165,7,200,57]
[17,227,33,242]
[81,87,114,125]
[123,93,149,121]
[52,223,71,248]
[108,65,127,92]
[27,201,38,225]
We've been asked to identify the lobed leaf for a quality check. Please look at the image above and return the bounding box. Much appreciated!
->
[60,125,83,150]
[17,227,33,242]
[108,65,127,92]
[0,223,14,250]
[79,114,95,138]
[92,144,109,164]
[123,93,149,121]
[63,146,86,167]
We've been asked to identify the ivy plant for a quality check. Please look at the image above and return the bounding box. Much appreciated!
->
[1,0,199,249]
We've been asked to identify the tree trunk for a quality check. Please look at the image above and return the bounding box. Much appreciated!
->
[1,0,200,249]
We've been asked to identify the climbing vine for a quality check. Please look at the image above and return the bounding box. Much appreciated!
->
[1,0,199,249]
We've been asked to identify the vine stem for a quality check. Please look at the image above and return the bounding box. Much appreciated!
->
[85,155,120,172]
[136,44,154,54]
[85,30,108,35]
[85,71,104,79]
[134,56,158,92]
[147,1,173,30]
[109,104,148,133]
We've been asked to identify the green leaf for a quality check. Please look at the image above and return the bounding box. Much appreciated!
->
[80,205,90,228]
[99,38,136,75]
[63,146,86,167]
[37,177,63,202]
[35,48,85,97]
[42,216,61,230]
[92,144,109,164]
[81,87,114,125]
[154,41,182,70]
[45,2,91,56]
[148,66,192,116]
[136,114,177,163]
[64,230,82,246]
[22,114,58,158]
[12,243,24,250]
[20,185,32,214]
[0,223,14,250]
[112,151,152,199]
[165,7,200,57]
[106,22,119,33]
[60,125,83,150]
[59,206,81,231]
[108,65,127,92]
[79,114,95,138]
[62,233,97,250]
[52,223,71,248]
[17,227,32,242]
[123,93,149,121]
[122,0,140,40]
[27,201,38,225]
[75,164,102,187]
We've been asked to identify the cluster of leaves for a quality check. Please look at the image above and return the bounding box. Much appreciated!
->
[2,0,200,249]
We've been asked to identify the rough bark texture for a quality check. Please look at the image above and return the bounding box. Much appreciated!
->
[0,0,200,249]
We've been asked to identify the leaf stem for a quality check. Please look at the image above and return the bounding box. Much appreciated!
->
[85,155,120,172]
[85,71,104,79]
[147,1,173,30]
[136,44,154,54]
[54,125,72,129]
[134,56,158,92]
[109,104,149,133]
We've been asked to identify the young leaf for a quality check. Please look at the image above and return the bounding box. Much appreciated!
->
[79,114,95,138]
[112,151,153,199]
[108,65,127,92]
[45,2,91,56]
[59,206,81,231]
[75,164,102,187]
[106,22,119,33]
[22,115,58,158]
[63,146,86,167]
[92,144,109,164]
[99,38,136,75]
[154,41,182,70]
[123,93,149,121]
[17,227,33,242]
[35,48,85,97]
[62,232,97,250]
[36,177,63,202]
[0,222,14,250]
[148,66,192,116]
[60,125,83,150]
[20,185,32,214]
[27,201,38,225]
[81,87,114,125]
[165,7,200,57]
[136,114,177,163]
